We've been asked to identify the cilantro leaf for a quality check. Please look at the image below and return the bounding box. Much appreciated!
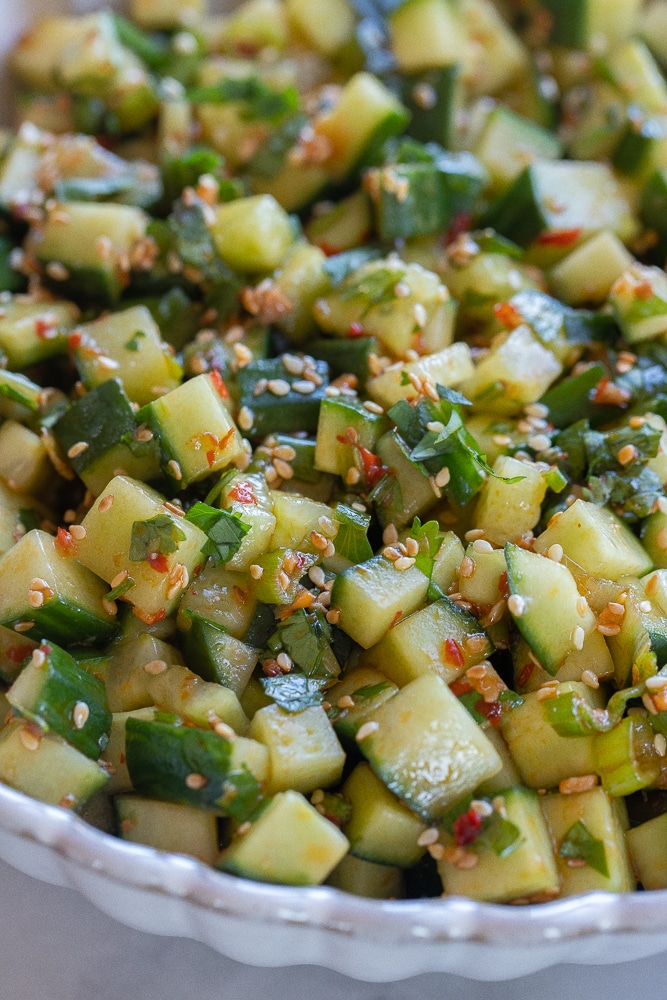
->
[409,516,443,579]
[260,673,331,712]
[169,197,242,286]
[124,330,145,352]
[559,820,609,877]
[332,503,374,564]
[266,608,340,677]
[185,502,250,565]
[186,76,300,123]
[129,515,186,561]
[477,811,523,858]
[339,265,406,317]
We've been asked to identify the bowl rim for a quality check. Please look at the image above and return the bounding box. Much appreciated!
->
[2,780,667,948]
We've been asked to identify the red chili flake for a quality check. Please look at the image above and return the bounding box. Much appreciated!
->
[634,280,654,301]
[233,585,248,605]
[535,227,582,248]
[493,301,524,330]
[210,368,229,399]
[228,482,257,504]
[35,318,54,340]
[390,610,403,628]
[476,698,503,726]
[453,807,483,847]
[358,446,386,489]
[6,645,34,664]
[119,752,126,765]
[498,571,510,599]
[516,661,534,689]
[443,637,465,668]
[450,678,473,697]
[68,331,82,350]
[54,527,76,557]
[445,212,472,245]
[347,322,364,339]
[146,551,169,574]
[42,645,52,655]
[206,449,217,467]
[133,607,166,625]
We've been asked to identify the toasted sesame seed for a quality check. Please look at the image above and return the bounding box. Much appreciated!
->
[185,772,208,790]
[267,378,291,397]
[167,459,183,481]
[559,775,598,794]
[237,406,254,431]
[363,400,384,415]
[507,594,527,617]
[311,788,325,806]
[356,721,379,741]
[646,675,667,690]
[30,649,46,668]
[249,564,264,581]
[67,441,89,459]
[435,466,451,488]
[273,457,294,480]
[72,701,89,729]
[337,695,355,709]
[101,597,118,616]
[598,623,621,636]
[464,528,486,542]
[413,303,427,328]
[459,556,476,579]
[282,354,305,375]
[276,652,293,672]
[325,385,341,397]
[412,81,437,109]
[273,444,297,462]
[639,600,652,614]
[253,378,268,397]
[658,496,667,515]
[536,686,558,701]
[278,570,291,590]
[308,565,326,589]
[19,726,41,751]
[325,607,340,624]
[608,602,625,617]
[394,556,416,571]
[572,625,585,650]
[417,827,440,847]
[45,261,69,281]
[657,527,667,552]
[618,444,638,466]
[404,536,419,557]
[472,538,494,554]
[345,466,361,485]
[310,531,329,551]
[581,669,599,689]
[13,621,35,633]
[382,524,399,546]
[643,692,659,716]
[655,733,667,756]
[528,434,551,453]
[525,403,549,419]
[576,596,589,618]
[213,720,236,740]
[98,494,114,513]
[383,546,400,561]
[143,659,168,675]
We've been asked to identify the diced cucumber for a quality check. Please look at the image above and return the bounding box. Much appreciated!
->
[505,543,597,675]
[326,853,404,899]
[131,0,206,30]
[626,812,667,890]
[0,422,52,497]
[361,597,493,687]
[327,666,399,746]
[542,0,641,51]
[609,263,667,343]
[343,762,427,867]
[138,373,244,489]
[366,343,474,409]
[373,429,440,530]
[0,296,78,369]
[0,529,118,647]
[458,543,507,609]
[460,0,531,96]
[0,718,108,811]
[218,789,349,886]
[605,578,667,688]
[306,192,373,257]
[102,707,156,794]
[116,794,219,865]
[314,395,388,478]
[249,704,345,795]
[0,626,38,686]
[216,472,276,572]
[75,475,208,622]
[106,634,182,713]
[235,357,329,439]
[271,242,330,343]
[358,672,502,821]
[540,788,634,896]
[473,456,547,546]
[437,786,560,903]
[210,195,295,273]
[389,0,464,73]
[331,553,429,649]
[178,564,257,638]
[460,325,562,414]
[285,0,355,56]
[473,104,562,193]
[549,231,634,307]
[593,716,662,798]
[534,499,652,581]
[148,664,249,735]
[182,619,258,696]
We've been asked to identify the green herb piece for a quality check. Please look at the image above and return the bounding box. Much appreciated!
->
[186,76,300,123]
[105,576,136,601]
[559,820,609,877]
[332,503,374,564]
[124,330,146,352]
[409,516,444,579]
[168,198,243,287]
[260,673,331,712]
[339,266,405,317]
[248,113,308,178]
[184,502,250,565]
[129,515,186,561]
[477,811,523,858]
[323,248,384,287]
[266,608,339,678]
[351,681,394,701]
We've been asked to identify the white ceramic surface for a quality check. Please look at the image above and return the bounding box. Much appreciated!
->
[3,0,667,981]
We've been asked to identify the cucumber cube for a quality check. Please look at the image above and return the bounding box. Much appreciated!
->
[210,195,295,273]
[358,673,502,821]
[218,472,276,572]
[626,812,667,890]
[75,475,208,621]
[314,395,387,478]
[148,664,249,735]
[460,325,562,414]
[138,372,245,488]
[473,455,547,546]
[219,789,349,886]
[0,296,78,368]
[389,0,464,72]
[366,343,473,410]
[249,704,345,795]
[177,563,257,638]
[343,762,427,867]
[116,795,219,865]
[609,263,667,344]
[105,633,184,713]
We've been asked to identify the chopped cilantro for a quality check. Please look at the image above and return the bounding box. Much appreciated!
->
[186,76,300,123]
[260,672,332,712]
[559,820,609,877]
[184,501,250,566]
[124,330,146,352]
[339,265,405,317]
[129,515,186,562]
[266,608,340,678]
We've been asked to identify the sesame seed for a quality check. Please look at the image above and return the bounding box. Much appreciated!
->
[598,623,621,636]
[417,827,440,847]
[253,378,268,397]
[525,403,549,419]
[581,669,599,689]
[19,726,40,751]
[68,524,87,543]
[311,789,325,806]
[101,597,118,616]
[293,379,318,395]
[572,625,585,650]
[276,652,293,672]
[98,494,114,513]
[382,524,399,546]
[325,607,340,624]
[459,556,475,579]
[167,459,183,481]
[412,81,437,109]
[559,775,598,794]
[404,536,419,556]
[308,565,326,589]
[345,466,361,485]
[492,434,512,447]
[325,385,341,397]
[507,594,526,617]
[310,531,329,551]
[657,527,667,551]
[318,515,338,538]
[393,280,410,298]
[472,538,494,554]
[608,602,625,617]
[273,444,297,462]
[394,556,416,571]
[267,378,291,397]
[143,659,168,675]
[249,564,264,581]
[355,721,379,741]
[435,466,451,488]
[536,686,557,701]
[528,434,551,452]
[272,457,294,480]
[237,406,254,431]
[464,528,486,542]
[413,303,427,328]
[471,798,494,818]
[576,596,589,618]
[643,692,659,716]
[30,649,46,668]
[67,441,89,459]
[233,343,252,368]
[646,675,667,690]
[337,695,355,709]
[282,354,305,375]
[185,772,208,790]
[13,621,35,633]
[618,444,638,466]
[383,546,400,561]
[72,701,89,729]
[655,733,667,756]
[658,496,667,515]
[97,356,120,371]
[45,261,69,281]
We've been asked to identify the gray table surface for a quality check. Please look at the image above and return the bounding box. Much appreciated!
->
[1,856,665,1000]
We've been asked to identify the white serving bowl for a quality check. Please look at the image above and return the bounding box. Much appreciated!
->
[2,0,667,981]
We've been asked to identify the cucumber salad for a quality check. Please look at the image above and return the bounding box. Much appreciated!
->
[4,0,667,904]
